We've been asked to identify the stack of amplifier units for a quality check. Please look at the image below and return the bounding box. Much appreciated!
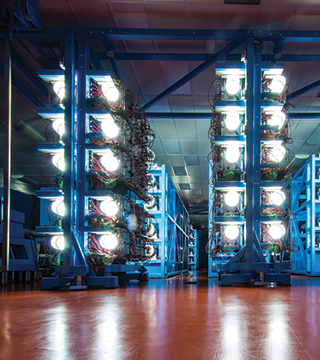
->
[188,226,200,270]
[141,165,189,278]
[207,53,291,285]
[35,38,156,289]
[289,155,320,276]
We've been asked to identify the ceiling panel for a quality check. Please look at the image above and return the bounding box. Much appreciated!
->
[261,0,299,5]
[36,0,80,27]
[67,1,114,27]
[152,141,166,155]
[154,122,177,140]
[292,121,320,140]
[198,141,211,155]
[286,140,305,154]
[189,176,203,183]
[196,120,210,140]
[296,143,318,155]
[256,7,295,31]
[110,3,149,28]
[190,183,203,189]
[131,61,166,95]
[185,4,223,30]
[147,3,187,29]
[187,167,203,176]
[162,141,181,154]
[223,5,260,30]
[176,121,197,140]
[191,66,216,97]
[199,155,209,167]
[169,95,194,111]
[168,155,185,166]
[306,125,320,145]
[290,14,320,31]
[184,155,199,166]
[201,167,209,177]
[180,141,198,154]
[125,40,156,53]
[173,167,187,176]
[175,176,189,183]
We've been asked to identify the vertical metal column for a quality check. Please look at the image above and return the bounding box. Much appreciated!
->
[245,35,255,266]
[253,42,262,254]
[76,41,89,265]
[1,28,12,272]
[62,33,76,274]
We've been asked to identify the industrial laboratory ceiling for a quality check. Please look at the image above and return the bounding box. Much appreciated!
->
[1,0,320,228]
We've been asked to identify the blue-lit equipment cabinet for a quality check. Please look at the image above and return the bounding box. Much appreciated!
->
[188,228,200,270]
[143,165,189,278]
[289,155,320,276]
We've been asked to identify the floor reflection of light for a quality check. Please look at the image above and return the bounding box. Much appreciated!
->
[221,306,245,358]
[47,305,69,360]
[94,302,120,359]
[266,304,288,360]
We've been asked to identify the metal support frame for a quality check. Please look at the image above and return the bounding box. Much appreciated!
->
[9,28,320,42]
[146,112,320,120]
[289,79,320,100]
[1,28,11,272]
[62,32,76,274]
[142,41,243,110]
[207,36,291,285]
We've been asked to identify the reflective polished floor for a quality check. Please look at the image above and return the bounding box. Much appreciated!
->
[0,272,319,360]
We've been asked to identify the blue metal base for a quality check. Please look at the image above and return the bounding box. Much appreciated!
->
[42,275,119,289]
[220,272,291,286]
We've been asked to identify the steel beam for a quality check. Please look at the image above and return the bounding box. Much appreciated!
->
[147,112,320,120]
[1,28,11,272]
[9,28,320,43]
[290,113,320,119]
[93,53,320,62]
[289,79,320,100]
[142,40,243,111]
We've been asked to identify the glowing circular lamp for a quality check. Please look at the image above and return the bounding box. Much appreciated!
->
[269,224,285,240]
[269,191,286,206]
[224,191,240,207]
[101,82,119,102]
[100,196,119,216]
[270,146,286,162]
[51,235,65,250]
[225,147,240,163]
[99,232,118,250]
[100,150,119,172]
[52,118,65,136]
[51,200,65,216]
[225,77,240,95]
[270,75,286,93]
[53,81,65,99]
[224,226,240,240]
[52,153,65,171]
[268,112,286,128]
[225,113,241,131]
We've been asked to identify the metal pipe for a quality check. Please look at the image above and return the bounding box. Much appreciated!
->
[1,28,12,272]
